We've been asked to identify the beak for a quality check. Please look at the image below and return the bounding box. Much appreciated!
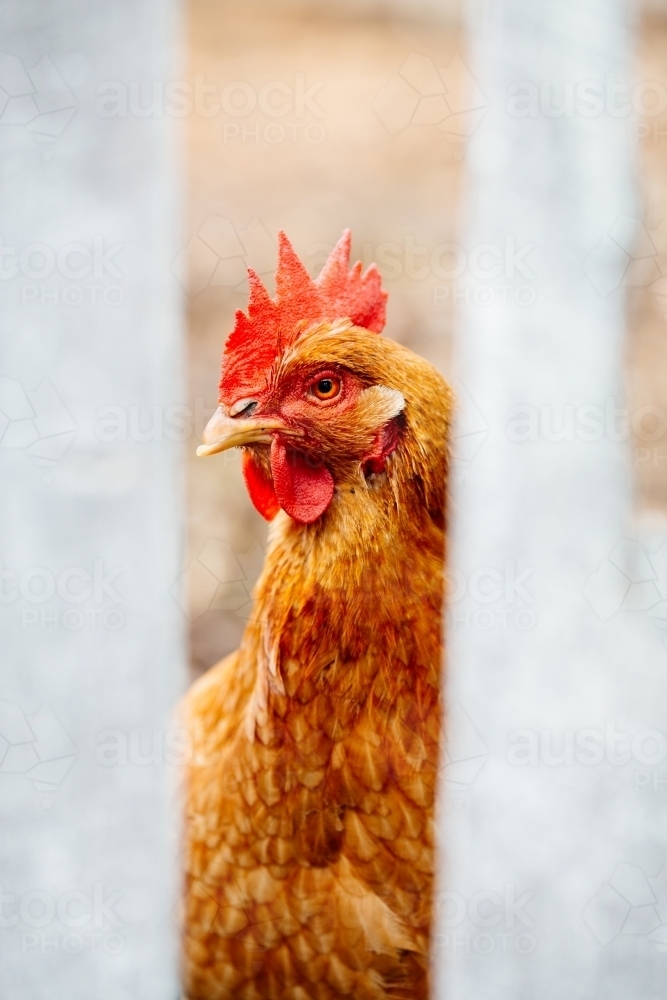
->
[196,406,302,457]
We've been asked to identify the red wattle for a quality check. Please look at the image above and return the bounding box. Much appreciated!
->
[270,439,334,524]
[242,451,280,520]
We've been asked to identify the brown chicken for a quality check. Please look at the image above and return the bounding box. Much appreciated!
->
[181,230,452,1000]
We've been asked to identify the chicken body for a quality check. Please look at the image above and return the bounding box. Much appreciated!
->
[182,327,452,1000]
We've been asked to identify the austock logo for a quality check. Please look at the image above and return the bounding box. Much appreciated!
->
[325,233,535,310]
[1,557,125,633]
[506,398,667,447]
[0,701,76,808]
[506,723,667,771]
[172,537,265,623]
[446,559,536,634]
[583,536,667,631]
[173,215,275,297]
[0,233,126,307]
[441,703,489,805]
[0,377,76,483]
[584,215,662,299]
[95,74,326,146]
[373,54,487,142]
[449,382,489,484]
[584,861,667,953]
[0,54,76,151]
[1,881,124,956]
[507,76,667,144]
[433,882,536,957]
[583,213,667,327]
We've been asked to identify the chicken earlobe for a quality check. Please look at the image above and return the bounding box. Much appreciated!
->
[269,438,335,524]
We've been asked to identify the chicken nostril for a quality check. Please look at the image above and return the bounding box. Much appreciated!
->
[229,398,258,418]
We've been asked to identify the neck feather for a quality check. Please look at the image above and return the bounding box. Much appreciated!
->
[239,467,446,736]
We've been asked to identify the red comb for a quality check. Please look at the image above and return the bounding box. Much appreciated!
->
[219,230,387,403]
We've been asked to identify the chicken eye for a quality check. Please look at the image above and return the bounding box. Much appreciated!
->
[311,376,341,401]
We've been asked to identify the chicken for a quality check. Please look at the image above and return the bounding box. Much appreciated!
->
[181,230,452,1000]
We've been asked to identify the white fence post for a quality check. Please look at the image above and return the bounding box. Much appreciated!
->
[436,0,667,997]
[0,2,185,996]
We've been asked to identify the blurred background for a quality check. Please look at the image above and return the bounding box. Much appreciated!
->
[183,0,667,679]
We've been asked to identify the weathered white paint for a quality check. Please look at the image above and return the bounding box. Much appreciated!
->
[0,2,185,997]
[436,0,667,997]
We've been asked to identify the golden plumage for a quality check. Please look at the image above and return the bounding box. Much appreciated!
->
[181,324,452,999]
